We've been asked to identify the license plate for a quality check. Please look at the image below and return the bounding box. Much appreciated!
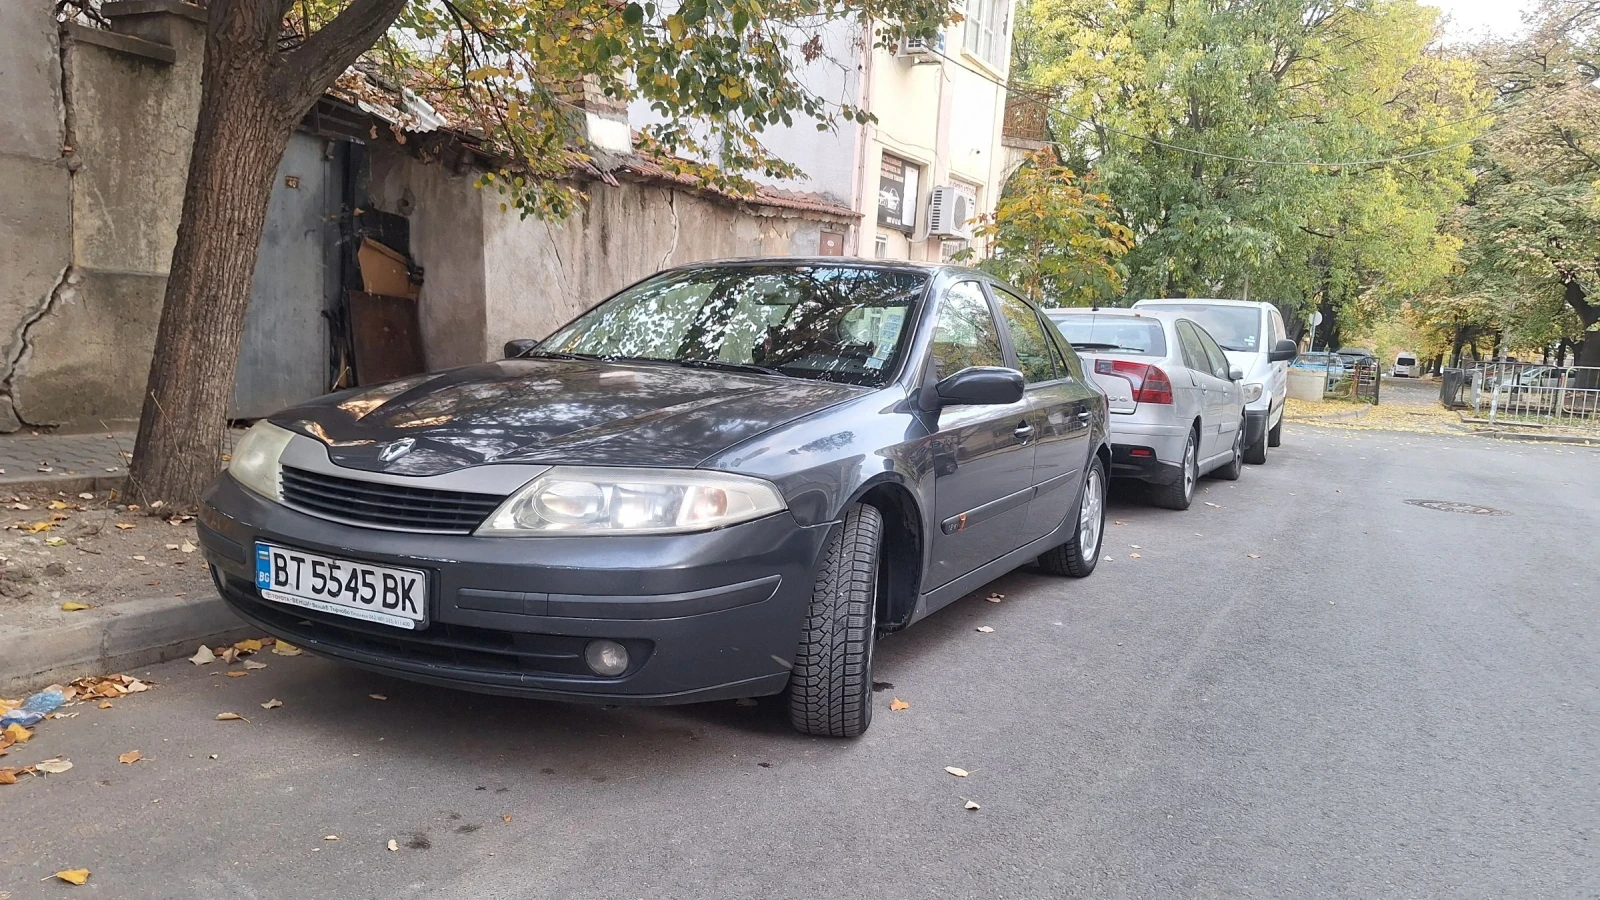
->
[255,542,427,630]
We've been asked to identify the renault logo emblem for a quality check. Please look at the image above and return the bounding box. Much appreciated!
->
[378,438,415,463]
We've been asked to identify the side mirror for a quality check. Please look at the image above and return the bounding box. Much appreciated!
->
[1268,339,1298,363]
[504,339,539,359]
[1229,367,1245,382]
[934,366,1025,406]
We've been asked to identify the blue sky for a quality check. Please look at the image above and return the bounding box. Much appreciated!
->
[1421,0,1534,39]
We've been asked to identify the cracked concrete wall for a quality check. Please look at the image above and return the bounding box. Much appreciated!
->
[0,0,72,431]
[0,1,205,430]
[11,11,207,428]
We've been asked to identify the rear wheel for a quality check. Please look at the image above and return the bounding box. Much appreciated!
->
[1151,431,1197,510]
[788,503,881,738]
[1039,454,1105,577]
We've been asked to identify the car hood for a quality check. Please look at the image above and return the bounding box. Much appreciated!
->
[274,359,869,476]
[1223,349,1268,376]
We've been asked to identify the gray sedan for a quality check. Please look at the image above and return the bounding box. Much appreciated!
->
[1046,309,1244,510]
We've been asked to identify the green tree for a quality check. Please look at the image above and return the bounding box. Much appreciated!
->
[1013,0,1484,340]
[966,151,1134,306]
[131,0,953,507]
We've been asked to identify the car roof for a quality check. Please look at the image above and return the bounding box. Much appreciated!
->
[1044,307,1160,318]
[677,256,978,276]
[1133,297,1272,310]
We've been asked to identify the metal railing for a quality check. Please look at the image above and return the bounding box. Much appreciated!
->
[1470,363,1600,430]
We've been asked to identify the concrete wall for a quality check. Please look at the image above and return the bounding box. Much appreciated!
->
[0,0,206,430]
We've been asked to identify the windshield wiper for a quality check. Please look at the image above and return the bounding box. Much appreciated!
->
[1072,342,1139,351]
[525,350,600,361]
[665,358,787,377]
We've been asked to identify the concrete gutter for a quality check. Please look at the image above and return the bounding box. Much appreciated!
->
[1474,429,1599,446]
[0,592,250,694]
[0,472,127,496]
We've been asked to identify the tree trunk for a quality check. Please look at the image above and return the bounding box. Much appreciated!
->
[128,8,297,507]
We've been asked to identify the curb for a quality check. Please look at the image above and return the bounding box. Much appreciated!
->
[0,472,128,496]
[1475,429,1599,446]
[0,592,251,694]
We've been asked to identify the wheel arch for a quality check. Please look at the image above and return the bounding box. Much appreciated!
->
[847,477,924,633]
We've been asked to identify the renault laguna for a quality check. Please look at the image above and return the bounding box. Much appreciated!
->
[199,260,1110,736]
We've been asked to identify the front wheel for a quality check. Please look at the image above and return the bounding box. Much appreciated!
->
[789,503,881,738]
[1039,455,1105,577]
[1243,420,1269,465]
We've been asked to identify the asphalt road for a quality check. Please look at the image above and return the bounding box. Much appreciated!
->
[3,425,1596,900]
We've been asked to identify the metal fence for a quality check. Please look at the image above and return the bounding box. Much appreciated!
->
[1320,356,1381,404]
[1468,363,1600,430]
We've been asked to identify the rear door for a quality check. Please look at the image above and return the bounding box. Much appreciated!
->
[993,289,1092,540]
[925,281,1037,589]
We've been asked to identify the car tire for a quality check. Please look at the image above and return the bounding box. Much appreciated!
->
[788,503,881,738]
[1215,425,1243,481]
[1151,431,1197,510]
[1267,413,1283,448]
[1039,454,1105,578]
[1244,421,1269,465]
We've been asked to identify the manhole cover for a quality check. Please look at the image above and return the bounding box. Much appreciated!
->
[1404,499,1510,516]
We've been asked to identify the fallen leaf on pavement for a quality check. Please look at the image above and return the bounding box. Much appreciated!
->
[124,679,149,693]
[4,724,31,743]
[180,541,196,553]
[189,645,217,666]
[944,766,969,777]
[219,647,238,664]
[77,492,94,500]
[164,543,179,551]
[503,814,512,823]
[23,521,55,533]
[260,699,283,710]
[243,660,267,670]
[53,869,90,885]
[234,639,263,653]
[35,758,73,774]
[0,768,17,784]
[1204,501,1221,508]
[368,693,387,701]
[118,751,142,765]
[1247,554,1261,559]
[44,537,66,547]
[964,799,981,811]
[131,554,146,561]
[226,671,249,678]
[889,697,911,711]
[975,626,994,633]
[98,701,112,709]
[48,501,71,510]
[323,835,339,841]
[271,642,303,657]
[1130,553,1142,559]
[1130,544,1142,549]
[60,601,90,611]
[1102,555,1113,562]
[985,593,1003,603]
[115,523,135,530]
[215,712,247,721]
[387,839,399,851]
[1112,519,1124,525]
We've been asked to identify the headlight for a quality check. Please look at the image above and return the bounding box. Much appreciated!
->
[477,467,786,536]
[227,420,296,501]
[1243,382,1264,403]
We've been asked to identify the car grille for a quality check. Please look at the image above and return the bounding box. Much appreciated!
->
[280,466,506,533]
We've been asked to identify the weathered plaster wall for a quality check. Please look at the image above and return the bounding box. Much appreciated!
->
[481,179,835,350]
[0,0,71,431]
[367,144,489,370]
[0,1,206,429]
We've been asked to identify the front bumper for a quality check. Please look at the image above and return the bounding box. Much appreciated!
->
[199,474,832,705]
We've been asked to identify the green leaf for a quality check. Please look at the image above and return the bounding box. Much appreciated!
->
[623,3,644,25]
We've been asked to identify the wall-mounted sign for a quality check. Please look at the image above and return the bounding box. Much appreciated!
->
[877,154,920,232]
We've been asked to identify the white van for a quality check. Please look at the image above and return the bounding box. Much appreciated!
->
[1131,298,1299,464]
[1392,351,1420,377]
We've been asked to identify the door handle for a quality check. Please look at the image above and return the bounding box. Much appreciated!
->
[1014,421,1034,441]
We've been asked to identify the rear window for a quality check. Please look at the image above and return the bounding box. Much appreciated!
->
[1397,356,1416,365]
[1046,313,1166,356]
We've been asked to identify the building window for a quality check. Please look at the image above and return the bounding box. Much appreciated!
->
[874,235,889,258]
[963,0,1008,68]
[877,153,920,232]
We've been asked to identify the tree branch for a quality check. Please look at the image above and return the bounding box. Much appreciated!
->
[271,0,412,114]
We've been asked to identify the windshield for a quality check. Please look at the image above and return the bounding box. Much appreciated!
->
[1137,304,1262,352]
[539,265,928,387]
[1047,313,1166,355]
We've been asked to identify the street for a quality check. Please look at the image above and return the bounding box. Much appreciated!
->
[3,423,1596,899]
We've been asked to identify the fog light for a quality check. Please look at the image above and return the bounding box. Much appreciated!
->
[584,639,629,677]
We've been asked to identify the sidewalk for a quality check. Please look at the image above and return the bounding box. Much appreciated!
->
[0,430,135,494]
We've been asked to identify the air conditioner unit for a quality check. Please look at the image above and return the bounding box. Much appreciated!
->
[896,34,944,63]
[927,185,975,238]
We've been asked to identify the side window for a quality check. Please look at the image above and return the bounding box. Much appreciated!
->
[1270,309,1287,345]
[929,281,1005,379]
[1175,321,1209,373]
[1194,327,1232,380]
[995,293,1058,383]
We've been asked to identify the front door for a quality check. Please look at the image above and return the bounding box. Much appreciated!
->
[1191,324,1242,462]
[992,288,1092,540]
[1176,320,1231,460]
[925,281,1036,590]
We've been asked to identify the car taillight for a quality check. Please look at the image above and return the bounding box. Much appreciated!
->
[1094,359,1174,404]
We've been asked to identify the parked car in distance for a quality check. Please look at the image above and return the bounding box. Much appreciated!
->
[200,260,1111,738]
[1046,309,1245,510]
[1391,351,1420,377]
[1130,298,1298,464]
[1293,351,1350,383]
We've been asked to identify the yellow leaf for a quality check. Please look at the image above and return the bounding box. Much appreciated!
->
[118,750,142,764]
[271,642,303,657]
[890,697,910,711]
[4,723,31,743]
[115,523,135,530]
[23,521,54,533]
[60,601,91,611]
[98,701,112,709]
[323,834,340,841]
[234,639,263,653]
[55,869,90,885]
[215,712,247,721]
[1130,552,1142,559]
[47,500,70,510]
[0,768,17,784]
[226,671,249,678]
[503,814,512,823]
